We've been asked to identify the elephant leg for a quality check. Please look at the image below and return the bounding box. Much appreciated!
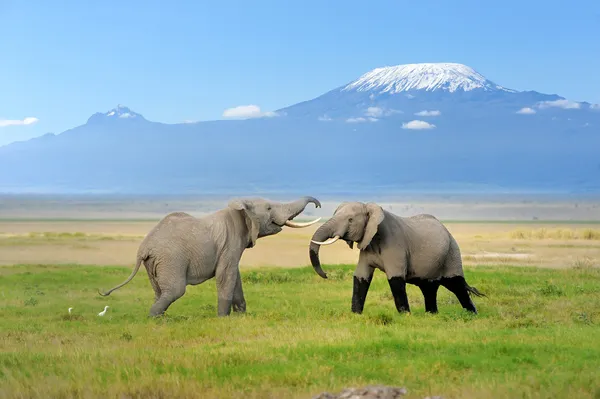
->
[441,276,477,314]
[215,261,239,317]
[232,269,246,313]
[149,283,186,317]
[417,280,440,313]
[148,260,187,317]
[145,267,161,302]
[352,259,375,314]
[387,276,410,313]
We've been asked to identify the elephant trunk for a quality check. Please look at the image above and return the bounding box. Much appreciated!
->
[283,196,321,220]
[278,196,322,228]
[309,219,336,279]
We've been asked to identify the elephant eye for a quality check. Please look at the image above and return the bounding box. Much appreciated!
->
[348,218,353,223]
[267,206,272,211]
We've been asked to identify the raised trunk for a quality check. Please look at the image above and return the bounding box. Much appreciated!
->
[282,196,321,220]
[309,219,335,279]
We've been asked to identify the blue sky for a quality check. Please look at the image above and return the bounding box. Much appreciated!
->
[1,0,599,145]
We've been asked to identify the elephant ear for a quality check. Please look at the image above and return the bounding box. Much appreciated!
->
[357,202,385,250]
[228,199,260,248]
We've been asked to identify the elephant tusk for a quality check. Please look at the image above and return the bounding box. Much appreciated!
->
[311,235,340,245]
[285,217,322,228]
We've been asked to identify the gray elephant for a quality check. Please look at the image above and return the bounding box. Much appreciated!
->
[99,196,321,317]
[308,201,484,314]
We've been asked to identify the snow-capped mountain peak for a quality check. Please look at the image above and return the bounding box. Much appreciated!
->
[105,104,140,119]
[86,105,145,125]
[342,62,516,94]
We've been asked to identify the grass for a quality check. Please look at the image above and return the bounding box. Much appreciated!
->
[0,264,599,398]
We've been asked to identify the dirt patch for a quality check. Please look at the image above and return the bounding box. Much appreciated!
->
[312,386,409,399]
[312,385,443,399]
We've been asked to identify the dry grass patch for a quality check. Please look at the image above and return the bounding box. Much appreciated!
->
[509,228,600,240]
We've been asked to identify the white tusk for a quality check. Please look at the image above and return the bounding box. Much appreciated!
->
[284,217,322,228]
[311,235,340,245]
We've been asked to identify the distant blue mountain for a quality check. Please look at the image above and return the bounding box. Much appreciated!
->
[1,64,599,194]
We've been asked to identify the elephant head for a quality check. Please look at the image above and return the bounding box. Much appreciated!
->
[228,196,322,248]
[309,201,384,278]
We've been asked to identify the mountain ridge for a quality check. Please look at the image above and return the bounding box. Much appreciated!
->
[1,62,599,195]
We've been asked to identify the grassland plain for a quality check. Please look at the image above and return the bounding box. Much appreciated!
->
[1,263,599,399]
[1,221,600,268]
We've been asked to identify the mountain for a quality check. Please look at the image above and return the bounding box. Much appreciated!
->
[1,62,599,195]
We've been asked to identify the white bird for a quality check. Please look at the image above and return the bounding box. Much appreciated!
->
[98,305,109,316]
[68,307,73,314]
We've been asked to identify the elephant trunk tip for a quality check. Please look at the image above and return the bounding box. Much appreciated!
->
[98,289,110,297]
[303,196,322,209]
[309,243,328,279]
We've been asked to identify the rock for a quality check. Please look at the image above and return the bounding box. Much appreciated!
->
[312,385,408,399]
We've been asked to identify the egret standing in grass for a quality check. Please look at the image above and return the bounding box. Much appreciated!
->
[68,307,73,314]
[98,306,109,316]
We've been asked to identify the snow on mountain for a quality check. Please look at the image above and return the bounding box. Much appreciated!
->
[105,104,141,118]
[342,62,516,94]
[85,104,146,125]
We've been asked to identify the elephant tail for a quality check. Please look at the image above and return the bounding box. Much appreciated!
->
[98,255,145,296]
[465,281,486,298]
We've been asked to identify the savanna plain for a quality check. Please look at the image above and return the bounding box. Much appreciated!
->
[1,195,599,399]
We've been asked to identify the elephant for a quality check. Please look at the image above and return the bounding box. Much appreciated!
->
[308,201,485,315]
[99,196,322,317]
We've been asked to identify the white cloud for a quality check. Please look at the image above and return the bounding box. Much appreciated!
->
[537,99,581,110]
[366,107,383,118]
[415,110,441,117]
[369,93,376,101]
[402,120,436,130]
[182,120,197,124]
[346,117,378,123]
[363,106,402,118]
[590,104,600,111]
[516,107,536,115]
[0,116,39,128]
[222,104,278,119]
[405,94,415,99]
[346,117,366,123]
[318,115,332,122]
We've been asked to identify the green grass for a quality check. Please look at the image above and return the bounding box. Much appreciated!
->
[0,264,599,399]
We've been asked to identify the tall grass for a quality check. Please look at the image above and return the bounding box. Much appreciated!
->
[509,228,600,240]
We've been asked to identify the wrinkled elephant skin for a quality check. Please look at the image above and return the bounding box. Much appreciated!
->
[99,196,321,317]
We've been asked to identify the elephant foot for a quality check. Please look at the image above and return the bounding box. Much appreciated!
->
[440,276,478,314]
[217,297,233,316]
[413,278,440,314]
[387,276,411,313]
[232,301,246,313]
[351,276,373,314]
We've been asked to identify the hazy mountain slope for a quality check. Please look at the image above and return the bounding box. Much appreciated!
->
[1,64,599,194]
